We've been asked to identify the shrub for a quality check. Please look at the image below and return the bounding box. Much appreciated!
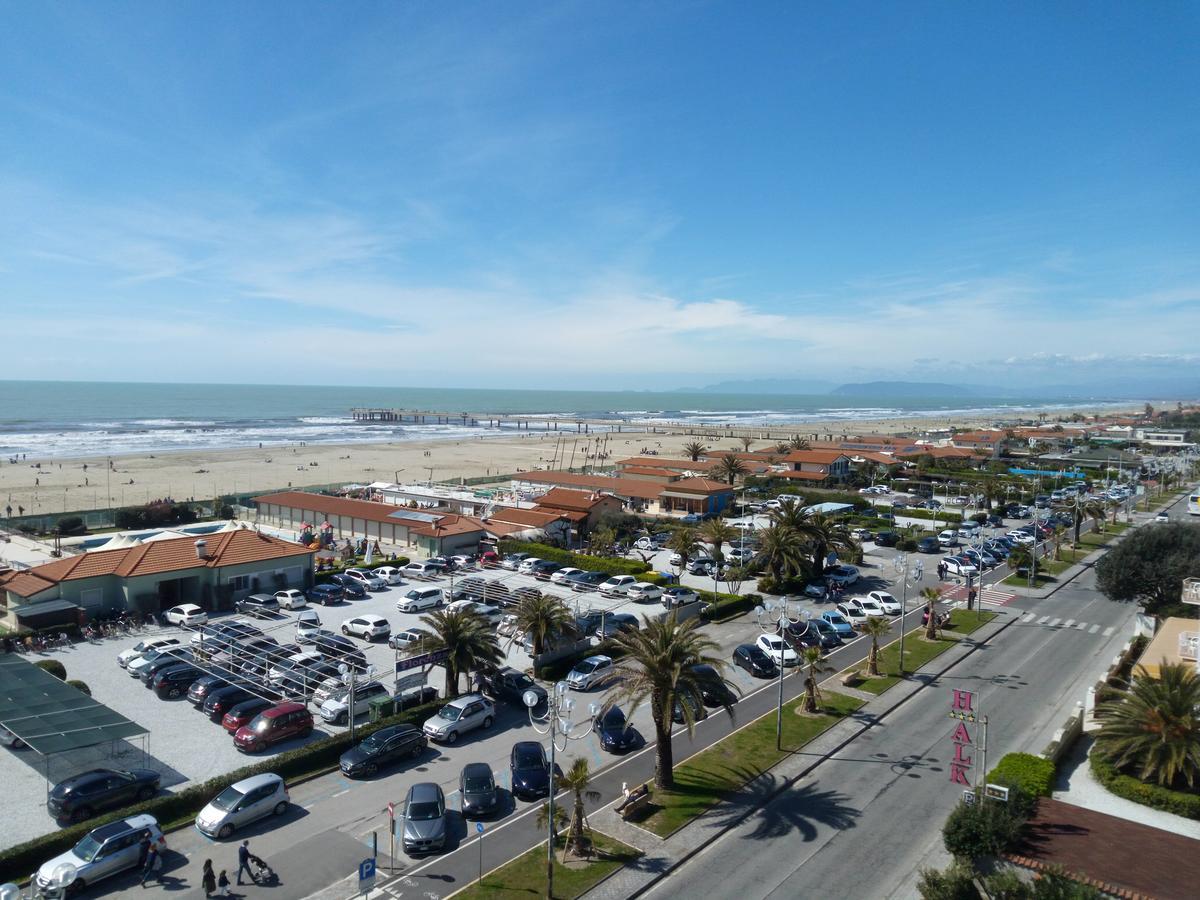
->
[987,753,1056,800]
[55,516,86,536]
[35,660,67,680]
[916,861,980,900]
[700,591,760,622]
[897,538,919,552]
[941,790,1028,860]
[66,679,91,696]
[1089,752,1200,820]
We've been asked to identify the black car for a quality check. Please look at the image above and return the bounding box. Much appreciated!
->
[187,673,231,707]
[917,536,941,553]
[594,706,642,753]
[329,574,367,598]
[796,620,841,650]
[986,514,1005,528]
[529,560,562,580]
[873,531,900,547]
[395,685,440,711]
[483,667,547,708]
[153,663,203,698]
[307,583,345,606]
[202,684,258,722]
[48,768,161,823]
[459,762,500,817]
[234,594,281,617]
[138,650,195,685]
[732,643,777,678]
[566,571,607,592]
[690,664,738,707]
[672,688,707,724]
[509,586,542,608]
[785,622,823,652]
[510,741,551,800]
[339,724,427,778]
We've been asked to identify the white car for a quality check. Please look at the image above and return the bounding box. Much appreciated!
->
[372,566,405,585]
[401,562,442,579]
[823,565,860,585]
[397,586,443,612]
[566,655,614,691]
[852,597,886,618]
[268,651,324,684]
[342,615,391,641]
[626,582,664,603]
[117,636,181,668]
[516,557,543,575]
[164,604,208,626]
[195,773,289,839]
[599,575,637,596]
[450,555,475,569]
[550,567,585,585]
[1154,512,1170,523]
[937,530,959,547]
[445,600,502,623]
[320,680,390,724]
[836,602,869,627]
[273,589,308,610]
[1007,531,1036,545]
[942,557,979,577]
[389,628,426,650]
[344,568,387,591]
[756,633,798,667]
[0,723,23,748]
[36,814,164,896]
[865,591,903,615]
[726,546,754,562]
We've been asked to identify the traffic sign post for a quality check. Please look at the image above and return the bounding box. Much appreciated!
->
[476,821,485,886]
[387,802,396,872]
[358,858,376,895]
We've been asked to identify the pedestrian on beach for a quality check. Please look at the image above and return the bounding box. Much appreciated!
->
[201,860,216,896]
[236,839,253,885]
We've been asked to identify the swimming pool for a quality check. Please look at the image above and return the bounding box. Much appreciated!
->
[76,522,227,550]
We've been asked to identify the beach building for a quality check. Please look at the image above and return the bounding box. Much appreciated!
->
[510,471,734,517]
[530,488,622,537]
[0,529,314,629]
[775,449,851,485]
[948,430,1006,456]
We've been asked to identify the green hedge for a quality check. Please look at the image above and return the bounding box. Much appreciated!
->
[987,753,1055,798]
[1089,752,1200,820]
[315,555,410,583]
[891,507,964,524]
[497,540,651,575]
[0,700,441,885]
[699,591,761,622]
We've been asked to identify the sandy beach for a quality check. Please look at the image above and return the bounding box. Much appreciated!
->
[0,405,1140,517]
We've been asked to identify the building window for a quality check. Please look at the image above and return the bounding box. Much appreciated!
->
[228,574,250,591]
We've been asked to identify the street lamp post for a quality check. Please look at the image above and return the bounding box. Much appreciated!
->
[892,552,918,674]
[755,598,804,749]
[524,683,598,900]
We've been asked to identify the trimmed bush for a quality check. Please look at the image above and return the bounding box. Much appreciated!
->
[941,788,1028,860]
[66,679,91,696]
[987,752,1055,800]
[34,660,67,680]
[1090,752,1200,820]
[497,540,651,576]
[700,591,760,622]
[893,507,964,525]
[0,699,442,884]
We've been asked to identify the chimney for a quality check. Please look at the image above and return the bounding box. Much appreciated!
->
[194,539,208,560]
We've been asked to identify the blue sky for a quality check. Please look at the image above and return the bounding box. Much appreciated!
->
[1,1,1197,392]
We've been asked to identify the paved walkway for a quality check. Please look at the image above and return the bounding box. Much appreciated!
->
[580,613,1017,899]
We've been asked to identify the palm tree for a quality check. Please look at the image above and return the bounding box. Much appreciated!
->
[920,587,943,640]
[715,453,749,485]
[698,519,736,569]
[860,616,892,676]
[799,513,860,575]
[682,440,708,462]
[768,496,808,530]
[511,592,574,658]
[1056,497,1106,546]
[666,527,700,574]
[754,523,806,584]
[774,441,791,455]
[788,436,811,451]
[605,614,735,789]
[415,608,503,698]
[559,757,602,856]
[1050,524,1067,561]
[801,645,831,713]
[587,526,617,558]
[1095,662,1200,787]
[739,436,754,452]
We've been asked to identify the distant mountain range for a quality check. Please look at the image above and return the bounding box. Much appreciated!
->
[684,376,1200,401]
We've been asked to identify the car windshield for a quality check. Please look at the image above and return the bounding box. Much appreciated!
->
[514,748,542,767]
[408,800,441,820]
[437,706,462,722]
[575,661,597,674]
[72,833,104,862]
[464,776,492,793]
[828,615,847,625]
[210,785,246,811]
[253,717,272,732]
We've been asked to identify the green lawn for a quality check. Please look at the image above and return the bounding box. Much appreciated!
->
[853,609,996,694]
[453,831,641,900]
[639,691,863,837]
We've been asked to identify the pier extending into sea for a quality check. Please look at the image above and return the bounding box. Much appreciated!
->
[350,407,861,443]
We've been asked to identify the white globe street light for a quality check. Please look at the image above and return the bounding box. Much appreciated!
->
[756,597,805,749]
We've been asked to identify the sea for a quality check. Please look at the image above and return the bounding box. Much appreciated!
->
[0,380,1132,460]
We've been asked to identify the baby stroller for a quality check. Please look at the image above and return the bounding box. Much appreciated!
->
[248,855,277,886]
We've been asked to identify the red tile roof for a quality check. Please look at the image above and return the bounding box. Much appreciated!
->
[660,478,734,495]
[514,472,663,500]
[533,488,617,512]
[255,491,434,526]
[615,457,720,472]
[783,449,850,464]
[408,515,485,538]
[484,507,566,528]
[618,466,676,477]
[774,470,832,481]
[532,505,588,522]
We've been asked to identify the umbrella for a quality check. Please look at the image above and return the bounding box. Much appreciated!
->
[364,542,374,566]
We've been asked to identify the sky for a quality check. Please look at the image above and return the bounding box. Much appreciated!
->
[1,1,1198,393]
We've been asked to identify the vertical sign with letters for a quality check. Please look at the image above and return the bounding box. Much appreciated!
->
[948,689,976,786]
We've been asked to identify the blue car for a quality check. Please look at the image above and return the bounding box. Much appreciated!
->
[594,706,642,753]
[510,741,551,800]
[329,574,367,598]
[820,611,855,637]
[306,583,344,606]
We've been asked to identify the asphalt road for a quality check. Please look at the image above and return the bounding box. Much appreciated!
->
[638,566,1138,900]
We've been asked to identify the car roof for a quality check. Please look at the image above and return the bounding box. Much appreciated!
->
[229,772,283,791]
[407,782,442,803]
[582,655,612,665]
[264,701,307,717]
[446,693,486,708]
[91,814,159,840]
[462,761,493,777]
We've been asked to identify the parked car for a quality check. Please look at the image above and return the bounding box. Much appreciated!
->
[329,574,367,598]
[164,603,208,626]
[809,617,844,646]
[510,740,552,800]
[134,648,194,682]
[566,571,607,592]
[294,609,323,643]
[594,706,642,753]
[499,553,530,570]
[187,673,231,707]
[268,650,324,684]
[344,568,387,591]
[389,628,426,651]
[117,636,180,668]
[756,633,798,667]
[307,583,345,606]
[823,564,860,585]
[482,667,547,708]
[402,782,447,854]
[627,582,664,603]
[48,768,161,824]
[341,614,391,641]
[444,576,484,602]
[153,663,203,699]
[459,762,500,817]
[865,591,903,615]
[422,694,495,744]
[690,663,738,706]
[221,697,275,734]
[510,585,543,608]
[234,702,314,753]
[785,621,823,651]
[851,597,887,619]
[732,643,777,678]
[941,556,979,577]
[235,593,281,617]
[202,685,258,722]
[515,557,543,575]
[319,680,391,725]
[194,773,289,839]
[400,561,444,579]
[529,560,562,580]
[662,586,700,609]
[566,655,614,690]
[599,574,637,596]
[835,602,869,627]
[550,566,585,584]
[873,531,900,547]
[339,724,427,778]
[35,814,163,896]
[937,530,959,547]
[371,566,405,585]
[443,599,503,624]
[272,588,307,610]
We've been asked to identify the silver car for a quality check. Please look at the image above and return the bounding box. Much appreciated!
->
[402,782,446,854]
[36,814,163,896]
[194,773,289,839]
[422,694,494,744]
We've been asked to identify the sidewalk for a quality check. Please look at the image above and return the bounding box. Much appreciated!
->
[579,612,1019,899]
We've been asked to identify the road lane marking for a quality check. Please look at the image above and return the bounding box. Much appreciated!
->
[331,788,351,798]
[1103,626,1115,637]
[1037,616,1050,625]
[1089,624,1100,634]
[1021,614,1035,623]
[1047,618,1061,627]
[1075,621,1087,630]
[1063,619,1075,628]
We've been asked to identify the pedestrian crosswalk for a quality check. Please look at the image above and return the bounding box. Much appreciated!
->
[942,584,1017,608]
[1020,612,1115,637]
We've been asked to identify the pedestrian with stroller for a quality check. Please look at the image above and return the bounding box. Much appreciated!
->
[236,840,253,885]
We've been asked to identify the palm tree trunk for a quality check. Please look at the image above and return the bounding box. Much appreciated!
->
[804,676,818,713]
[652,704,674,789]
[867,641,879,676]
[925,603,938,640]
[445,662,458,699]
[570,795,587,856]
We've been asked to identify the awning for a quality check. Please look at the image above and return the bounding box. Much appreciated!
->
[12,598,81,620]
[0,654,148,755]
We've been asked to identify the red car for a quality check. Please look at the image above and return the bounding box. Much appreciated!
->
[479,550,500,567]
[222,697,275,734]
[233,702,314,752]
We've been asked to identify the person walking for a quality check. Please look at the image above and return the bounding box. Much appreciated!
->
[217,870,230,897]
[137,831,151,872]
[140,840,160,887]
[236,839,253,885]
[201,860,216,897]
